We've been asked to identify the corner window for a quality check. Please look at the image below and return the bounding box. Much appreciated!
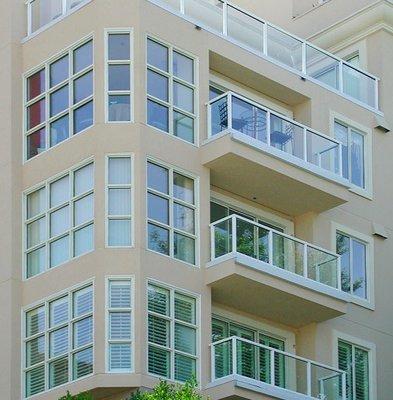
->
[147,283,198,382]
[106,278,133,372]
[25,39,94,160]
[106,31,133,122]
[24,161,94,279]
[338,340,370,400]
[147,160,198,265]
[335,121,365,189]
[106,156,133,247]
[336,232,368,299]
[146,38,197,144]
[23,284,94,398]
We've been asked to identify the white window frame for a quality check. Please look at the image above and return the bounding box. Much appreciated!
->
[105,276,135,373]
[23,34,95,163]
[146,157,200,267]
[331,222,374,309]
[145,35,199,146]
[146,279,201,384]
[330,111,372,198]
[105,28,134,123]
[105,154,134,248]
[23,157,95,280]
[25,0,92,40]
[21,279,95,399]
[332,330,377,400]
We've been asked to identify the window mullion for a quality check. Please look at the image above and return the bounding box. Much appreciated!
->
[349,237,354,296]
[170,288,175,380]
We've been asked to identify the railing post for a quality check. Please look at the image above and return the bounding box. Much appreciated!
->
[180,0,185,14]
[306,362,312,396]
[210,224,215,261]
[227,93,233,131]
[303,244,308,279]
[342,372,347,400]
[231,215,237,254]
[63,0,68,14]
[374,79,379,111]
[27,1,32,35]
[222,0,228,36]
[339,60,344,93]
[338,143,343,177]
[266,110,271,147]
[270,349,275,385]
[207,102,212,138]
[303,127,307,162]
[262,22,268,55]
[302,42,307,75]
[268,230,273,265]
[211,343,216,381]
[337,255,342,290]
[232,337,237,375]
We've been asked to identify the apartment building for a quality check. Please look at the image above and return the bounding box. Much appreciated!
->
[1,0,393,399]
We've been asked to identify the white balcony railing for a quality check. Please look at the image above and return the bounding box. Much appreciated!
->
[26,0,90,36]
[210,214,341,290]
[211,336,347,400]
[207,92,345,183]
[149,0,380,112]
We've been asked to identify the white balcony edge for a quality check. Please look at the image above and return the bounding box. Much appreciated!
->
[207,252,351,303]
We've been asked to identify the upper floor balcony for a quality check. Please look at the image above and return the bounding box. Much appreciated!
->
[202,92,350,216]
[207,336,347,400]
[149,0,380,113]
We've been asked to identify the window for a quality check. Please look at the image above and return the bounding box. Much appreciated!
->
[23,284,93,398]
[338,340,370,400]
[335,121,365,189]
[147,160,197,265]
[106,30,133,122]
[106,278,133,372]
[25,39,94,160]
[106,156,133,247]
[147,283,198,382]
[26,0,91,36]
[146,38,197,144]
[336,232,367,299]
[24,161,94,279]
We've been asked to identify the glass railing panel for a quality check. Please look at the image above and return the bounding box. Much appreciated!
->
[306,130,340,175]
[227,5,264,54]
[270,114,304,160]
[31,0,63,33]
[214,340,233,379]
[307,246,339,289]
[306,45,340,91]
[154,0,181,11]
[213,218,232,258]
[236,339,258,379]
[210,95,228,136]
[231,96,267,143]
[283,355,308,394]
[184,0,224,34]
[272,233,304,276]
[343,64,376,108]
[266,25,303,72]
[311,364,342,400]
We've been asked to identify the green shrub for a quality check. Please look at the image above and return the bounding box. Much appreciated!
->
[58,391,93,400]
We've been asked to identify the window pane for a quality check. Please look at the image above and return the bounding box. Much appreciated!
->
[147,39,168,71]
[50,296,69,327]
[74,163,94,196]
[74,71,93,104]
[351,130,365,188]
[355,347,369,400]
[108,64,130,91]
[27,247,46,278]
[173,173,194,203]
[109,188,131,215]
[335,122,349,180]
[109,280,131,308]
[109,312,131,339]
[175,293,196,324]
[50,327,69,357]
[73,223,94,257]
[26,336,45,367]
[148,315,170,346]
[148,193,169,224]
[148,223,169,255]
[50,175,69,208]
[27,69,45,101]
[108,33,130,60]
[73,287,93,317]
[337,233,350,293]
[50,115,69,147]
[174,233,195,264]
[108,95,131,121]
[27,217,46,248]
[173,203,194,234]
[50,235,69,268]
[50,205,70,237]
[175,354,196,382]
[352,239,367,298]
[50,55,69,87]
[74,100,93,134]
[148,345,170,378]
[27,128,46,159]
[49,357,68,388]
[73,347,93,379]
[147,69,168,101]
[148,285,170,315]
[173,51,194,83]
[147,162,168,194]
[74,194,94,225]
[25,365,45,397]
[109,343,131,371]
[27,189,46,219]
[31,0,62,32]
[173,82,194,113]
[174,111,194,143]
[26,307,45,337]
[73,317,93,348]
[175,324,196,355]
[27,99,46,130]
[147,100,169,132]
[108,157,131,184]
[50,84,69,117]
[73,41,93,74]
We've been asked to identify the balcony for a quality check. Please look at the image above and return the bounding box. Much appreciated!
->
[148,0,380,112]
[202,92,349,216]
[207,215,350,327]
[207,336,346,400]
